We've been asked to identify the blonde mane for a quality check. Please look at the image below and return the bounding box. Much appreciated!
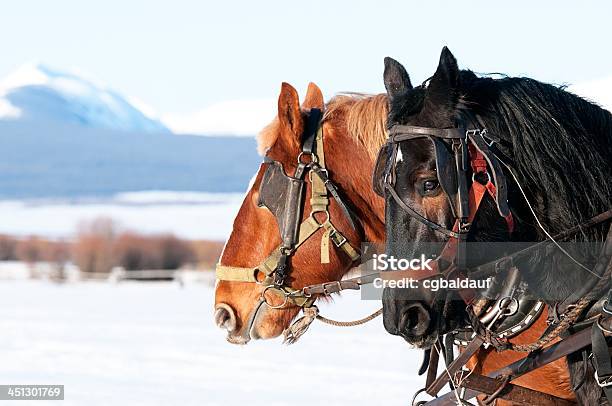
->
[324,93,388,159]
[256,93,388,157]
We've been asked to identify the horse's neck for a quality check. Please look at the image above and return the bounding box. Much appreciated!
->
[323,125,385,244]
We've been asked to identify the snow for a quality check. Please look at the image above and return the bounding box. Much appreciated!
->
[0,63,169,134]
[0,97,20,118]
[0,280,423,406]
[0,192,244,240]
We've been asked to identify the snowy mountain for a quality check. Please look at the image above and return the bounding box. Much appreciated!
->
[0,63,169,134]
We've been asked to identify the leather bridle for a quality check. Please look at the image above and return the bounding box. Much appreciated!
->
[372,121,515,307]
[374,120,612,405]
[216,108,361,311]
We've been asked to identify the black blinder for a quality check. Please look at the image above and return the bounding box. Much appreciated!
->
[430,137,459,217]
[372,142,397,197]
[258,161,305,249]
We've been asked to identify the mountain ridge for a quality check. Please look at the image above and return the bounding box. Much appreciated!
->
[0,120,260,199]
[0,63,169,134]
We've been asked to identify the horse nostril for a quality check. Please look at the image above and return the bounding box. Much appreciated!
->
[399,303,431,337]
[214,303,237,333]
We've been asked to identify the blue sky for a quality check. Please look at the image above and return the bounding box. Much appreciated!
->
[0,1,610,133]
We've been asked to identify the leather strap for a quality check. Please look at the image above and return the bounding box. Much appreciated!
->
[216,216,325,298]
[460,374,576,405]
[384,183,461,238]
[301,108,322,155]
[312,166,359,231]
[426,336,483,396]
[425,344,440,390]
[427,322,602,405]
[388,125,466,140]
[592,322,612,404]
[470,209,612,281]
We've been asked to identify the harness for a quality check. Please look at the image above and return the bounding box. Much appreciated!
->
[373,119,612,405]
[215,108,363,337]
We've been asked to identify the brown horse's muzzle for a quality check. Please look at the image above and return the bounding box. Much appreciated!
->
[214,303,237,333]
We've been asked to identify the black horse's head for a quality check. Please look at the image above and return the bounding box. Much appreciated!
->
[378,47,471,347]
[377,47,611,348]
[377,47,522,347]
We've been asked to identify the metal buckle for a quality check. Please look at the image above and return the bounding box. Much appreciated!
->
[253,268,266,285]
[465,129,482,138]
[261,285,289,309]
[321,281,342,296]
[595,370,612,388]
[308,165,328,182]
[472,171,491,184]
[480,129,496,147]
[596,315,612,335]
[328,229,347,247]
[297,151,318,165]
[603,300,612,316]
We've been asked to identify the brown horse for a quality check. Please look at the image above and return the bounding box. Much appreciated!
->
[214,82,386,344]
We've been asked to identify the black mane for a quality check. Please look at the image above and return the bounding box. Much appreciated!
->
[462,72,612,238]
[390,70,612,240]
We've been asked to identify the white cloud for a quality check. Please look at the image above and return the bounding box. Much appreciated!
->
[162,98,276,136]
[568,75,612,112]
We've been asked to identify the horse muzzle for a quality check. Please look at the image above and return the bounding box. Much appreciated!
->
[382,289,434,347]
[214,303,238,333]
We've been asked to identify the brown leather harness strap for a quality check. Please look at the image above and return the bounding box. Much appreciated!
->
[425,336,484,396]
[425,322,604,405]
[459,374,576,405]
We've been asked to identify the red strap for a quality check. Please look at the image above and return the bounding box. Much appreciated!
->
[468,144,514,233]
[389,145,514,305]
[470,145,488,174]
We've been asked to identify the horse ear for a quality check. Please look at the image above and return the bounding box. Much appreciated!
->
[383,57,412,100]
[422,47,460,122]
[302,82,324,110]
[275,82,303,153]
[278,82,302,135]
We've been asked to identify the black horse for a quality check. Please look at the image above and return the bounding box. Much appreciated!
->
[377,47,611,403]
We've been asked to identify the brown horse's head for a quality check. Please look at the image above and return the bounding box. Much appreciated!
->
[214,82,386,344]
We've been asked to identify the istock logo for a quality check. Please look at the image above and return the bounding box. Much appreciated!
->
[372,254,433,271]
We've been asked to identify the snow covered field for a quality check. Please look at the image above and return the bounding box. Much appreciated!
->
[0,280,423,406]
[0,192,244,240]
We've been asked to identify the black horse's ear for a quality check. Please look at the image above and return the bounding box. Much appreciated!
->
[383,57,412,100]
[422,47,460,123]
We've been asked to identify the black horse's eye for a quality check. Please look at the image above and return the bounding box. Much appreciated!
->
[422,179,439,194]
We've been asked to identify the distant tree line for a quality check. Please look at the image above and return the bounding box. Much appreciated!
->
[0,217,224,273]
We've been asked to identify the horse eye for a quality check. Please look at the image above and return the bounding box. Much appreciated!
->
[423,179,439,193]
